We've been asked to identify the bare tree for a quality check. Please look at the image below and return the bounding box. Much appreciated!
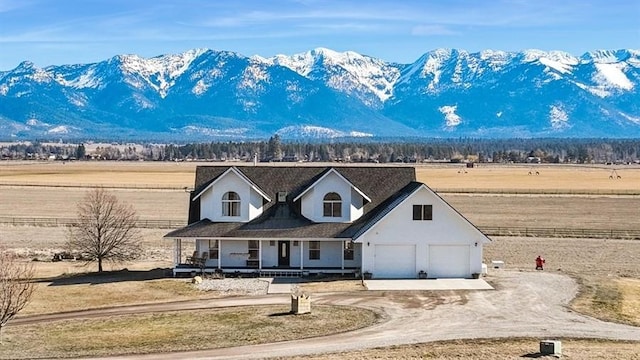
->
[67,188,141,272]
[0,250,35,344]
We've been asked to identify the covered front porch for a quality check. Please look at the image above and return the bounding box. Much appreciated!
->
[169,237,361,277]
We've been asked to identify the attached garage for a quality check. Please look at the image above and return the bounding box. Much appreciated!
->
[428,245,471,278]
[374,245,416,278]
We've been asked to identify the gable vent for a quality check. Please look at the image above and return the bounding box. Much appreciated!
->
[277,192,288,203]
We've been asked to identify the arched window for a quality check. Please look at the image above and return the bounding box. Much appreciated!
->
[323,192,342,217]
[222,191,240,217]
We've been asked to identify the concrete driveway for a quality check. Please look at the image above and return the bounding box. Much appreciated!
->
[364,278,493,290]
[266,277,493,293]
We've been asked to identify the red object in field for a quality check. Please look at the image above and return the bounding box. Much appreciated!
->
[535,255,545,270]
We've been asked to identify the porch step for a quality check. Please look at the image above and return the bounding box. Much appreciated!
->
[259,270,302,278]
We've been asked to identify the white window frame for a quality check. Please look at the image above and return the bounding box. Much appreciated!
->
[309,241,320,260]
[323,192,342,217]
[222,191,241,217]
[344,241,354,260]
[208,240,219,259]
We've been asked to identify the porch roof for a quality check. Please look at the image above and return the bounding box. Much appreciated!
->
[165,218,353,239]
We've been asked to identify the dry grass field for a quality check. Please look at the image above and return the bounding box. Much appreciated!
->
[0,160,196,187]
[2,305,379,359]
[416,163,640,193]
[1,161,639,192]
[0,161,639,358]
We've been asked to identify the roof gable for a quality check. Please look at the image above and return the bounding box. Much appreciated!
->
[292,168,372,203]
[191,167,271,202]
[350,182,491,243]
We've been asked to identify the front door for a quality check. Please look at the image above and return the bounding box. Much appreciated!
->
[278,241,290,267]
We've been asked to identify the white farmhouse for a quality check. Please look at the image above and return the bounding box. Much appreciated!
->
[165,166,490,279]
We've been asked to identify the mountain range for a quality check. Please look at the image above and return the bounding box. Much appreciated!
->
[0,47,638,140]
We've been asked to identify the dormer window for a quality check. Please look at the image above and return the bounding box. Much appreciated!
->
[222,191,240,217]
[323,192,342,217]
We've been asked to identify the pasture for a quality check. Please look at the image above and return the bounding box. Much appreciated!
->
[1,160,640,192]
[1,161,639,230]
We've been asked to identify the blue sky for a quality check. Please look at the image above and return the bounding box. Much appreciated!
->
[0,0,638,70]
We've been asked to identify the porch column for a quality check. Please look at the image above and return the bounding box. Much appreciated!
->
[300,241,304,270]
[174,239,181,267]
[258,240,262,270]
[218,240,222,269]
[341,240,345,270]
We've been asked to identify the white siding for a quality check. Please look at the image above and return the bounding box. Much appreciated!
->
[219,240,250,268]
[261,240,278,268]
[300,171,366,222]
[350,188,364,221]
[301,241,344,267]
[359,186,486,278]
[199,171,264,222]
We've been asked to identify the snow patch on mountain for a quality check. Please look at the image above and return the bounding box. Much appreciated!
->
[0,84,8,96]
[276,125,373,138]
[349,131,374,137]
[55,66,103,89]
[420,49,450,92]
[619,112,640,125]
[539,57,574,74]
[573,81,611,98]
[480,50,513,70]
[584,50,624,64]
[285,81,304,103]
[549,105,570,130]
[179,126,249,137]
[192,79,209,95]
[26,118,49,127]
[116,49,208,97]
[239,62,269,91]
[66,92,88,107]
[47,125,78,134]
[594,63,634,90]
[190,68,223,96]
[439,105,462,128]
[133,94,155,109]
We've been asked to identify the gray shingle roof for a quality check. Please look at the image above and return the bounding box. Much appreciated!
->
[166,165,417,240]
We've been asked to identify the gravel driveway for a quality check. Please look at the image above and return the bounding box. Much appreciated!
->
[17,270,640,360]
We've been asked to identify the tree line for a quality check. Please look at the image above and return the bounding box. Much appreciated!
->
[1,137,639,164]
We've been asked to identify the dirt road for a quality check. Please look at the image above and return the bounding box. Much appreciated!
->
[15,270,640,359]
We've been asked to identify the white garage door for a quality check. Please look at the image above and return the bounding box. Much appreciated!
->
[428,245,470,278]
[374,245,416,278]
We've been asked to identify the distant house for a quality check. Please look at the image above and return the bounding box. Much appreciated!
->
[165,166,490,279]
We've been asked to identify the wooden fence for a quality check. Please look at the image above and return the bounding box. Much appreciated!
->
[1,182,639,196]
[433,188,640,196]
[478,226,640,240]
[1,216,639,239]
[0,182,186,190]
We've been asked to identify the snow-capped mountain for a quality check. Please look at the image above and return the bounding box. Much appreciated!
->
[264,47,400,108]
[0,47,638,140]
